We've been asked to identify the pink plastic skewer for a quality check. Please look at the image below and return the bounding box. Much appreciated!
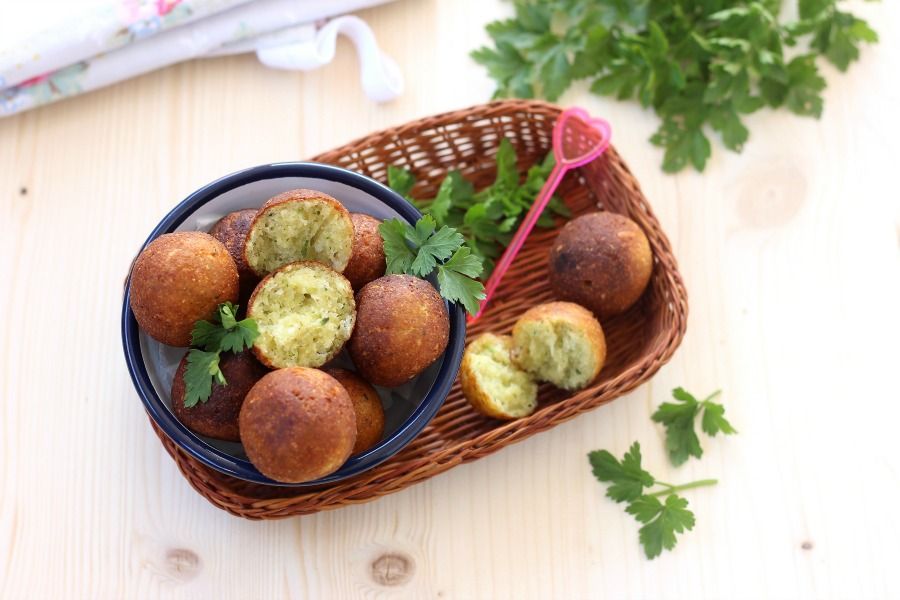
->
[468,107,612,323]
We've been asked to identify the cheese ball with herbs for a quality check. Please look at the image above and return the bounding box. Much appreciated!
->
[170,350,269,441]
[243,189,354,276]
[325,367,386,454]
[239,367,357,483]
[549,212,653,318]
[511,301,606,391]
[342,213,387,290]
[209,208,260,303]
[349,275,450,387]
[129,231,239,347]
[460,333,538,420]
[247,261,356,369]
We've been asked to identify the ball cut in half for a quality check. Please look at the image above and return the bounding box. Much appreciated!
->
[243,189,354,277]
[247,261,356,369]
[510,301,606,391]
[460,333,538,420]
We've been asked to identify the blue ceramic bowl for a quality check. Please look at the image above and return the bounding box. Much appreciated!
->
[122,162,466,487]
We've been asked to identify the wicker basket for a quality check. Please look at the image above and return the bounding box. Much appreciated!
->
[151,100,688,519]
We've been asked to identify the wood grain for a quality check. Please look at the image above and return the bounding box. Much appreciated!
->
[1,0,898,597]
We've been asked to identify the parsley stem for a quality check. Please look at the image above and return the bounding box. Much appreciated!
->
[649,479,718,497]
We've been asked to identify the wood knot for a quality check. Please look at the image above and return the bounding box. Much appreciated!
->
[165,548,202,581]
[19,186,27,196]
[801,541,813,551]
[370,552,414,587]
[736,164,805,229]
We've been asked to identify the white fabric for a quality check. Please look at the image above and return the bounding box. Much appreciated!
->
[0,0,402,117]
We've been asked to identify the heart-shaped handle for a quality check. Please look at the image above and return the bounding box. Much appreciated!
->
[552,107,612,168]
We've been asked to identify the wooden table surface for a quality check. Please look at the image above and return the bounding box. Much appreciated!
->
[1,1,898,598]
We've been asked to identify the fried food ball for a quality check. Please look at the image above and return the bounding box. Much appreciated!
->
[549,212,653,318]
[325,368,386,454]
[460,333,538,420]
[349,275,450,387]
[239,367,356,483]
[243,189,354,276]
[247,261,356,369]
[510,301,606,391]
[170,350,268,441]
[129,231,239,346]
[209,208,260,303]
[342,213,386,290]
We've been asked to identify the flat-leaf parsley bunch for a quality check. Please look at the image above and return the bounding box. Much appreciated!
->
[379,215,487,315]
[588,388,737,559]
[589,442,717,559]
[473,0,878,172]
[387,138,570,278]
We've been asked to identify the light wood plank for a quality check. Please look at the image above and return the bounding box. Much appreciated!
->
[0,0,898,597]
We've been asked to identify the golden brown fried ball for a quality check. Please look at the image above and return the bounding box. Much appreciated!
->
[209,208,260,304]
[325,367,386,454]
[239,367,357,483]
[343,213,386,290]
[548,212,653,318]
[170,350,269,441]
[129,231,239,346]
[349,275,450,387]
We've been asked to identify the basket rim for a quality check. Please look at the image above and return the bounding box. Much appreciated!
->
[149,99,689,518]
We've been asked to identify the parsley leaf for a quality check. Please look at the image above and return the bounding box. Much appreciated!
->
[407,216,465,276]
[387,165,416,199]
[474,0,878,172]
[380,219,417,275]
[700,395,739,437]
[182,302,259,407]
[588,442,655,503]
[437,264,487,316]
[190,319,225,351]
[652,388,737,465]
[628,494,697,559]
[220,317,259,354]
[385,138,568,279]
[379,217,486,315]
[183,349,223,408]
[588,442,714,559]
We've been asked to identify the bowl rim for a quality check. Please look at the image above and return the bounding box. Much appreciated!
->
[121,161,467,487]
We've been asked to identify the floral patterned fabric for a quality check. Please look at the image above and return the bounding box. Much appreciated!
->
[0,0,399,117]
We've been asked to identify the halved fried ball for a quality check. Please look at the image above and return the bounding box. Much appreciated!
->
[129,231,239,346]
[243,189,354,276]
[460,333,538,420]
[209,208,260,303]
[170,350,268,441]
[549,212,653,318]
[247,261,356,369]
[349,275,449,387]
[343,213,386,290]
[325,368,386,454]
[510,301,606,391]
[239,367,356,483]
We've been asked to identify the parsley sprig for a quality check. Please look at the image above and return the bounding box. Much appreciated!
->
[473,0,878,172]
[183,302,259,408]
[380,216,486,316]
[588,442,717,559]
[652,388,737,466]
[387,138,570,278]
